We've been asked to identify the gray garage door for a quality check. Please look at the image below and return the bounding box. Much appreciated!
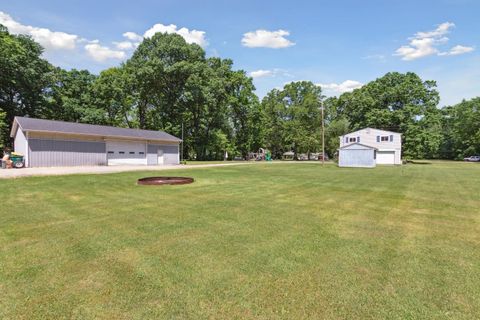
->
[339,149,376,167]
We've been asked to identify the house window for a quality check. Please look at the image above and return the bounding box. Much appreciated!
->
[380,136,389,142]
[107,151,114,154]
[139,152,145,155]
[349,137,357,143]
[119,151,125,154]
[129,151,135,154]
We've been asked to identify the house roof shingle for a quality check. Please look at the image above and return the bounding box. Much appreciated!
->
[11,117,181,143]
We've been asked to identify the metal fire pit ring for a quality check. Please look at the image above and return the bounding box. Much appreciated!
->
[137,176,194,186]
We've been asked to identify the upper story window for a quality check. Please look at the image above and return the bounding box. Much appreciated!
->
[377,135,394,142]
[345,136,360,143]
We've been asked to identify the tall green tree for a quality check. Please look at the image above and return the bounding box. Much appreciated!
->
[283,81,323,154]
[92,66,136,128]
[127,32,205,130]
[127,33,259,160]
[226,69,260,158]
[0,24,53,146]
[45,68,104,124]
[324,117,350,159]
[441,97,480,159]
[261,81,322,158]
[330,72,442,158]
[261,88,288,158]
[0,110,7,149]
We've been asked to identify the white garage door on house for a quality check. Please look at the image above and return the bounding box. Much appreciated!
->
[376,151,395,165]
[106,140,147,165]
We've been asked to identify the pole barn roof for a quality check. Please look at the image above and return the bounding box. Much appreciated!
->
[11,117,181,143]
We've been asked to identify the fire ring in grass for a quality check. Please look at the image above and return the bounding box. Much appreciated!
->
[137,176,194,186]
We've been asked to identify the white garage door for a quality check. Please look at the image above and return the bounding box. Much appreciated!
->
[376,151,395,165]
[106,141,147,165]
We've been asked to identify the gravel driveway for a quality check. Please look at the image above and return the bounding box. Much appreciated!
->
[0,162,256,179]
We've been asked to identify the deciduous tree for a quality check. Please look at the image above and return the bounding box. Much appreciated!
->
[0,24,53,146]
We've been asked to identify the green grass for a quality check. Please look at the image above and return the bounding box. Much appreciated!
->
[1,162,479,319]
[185,160,246,165]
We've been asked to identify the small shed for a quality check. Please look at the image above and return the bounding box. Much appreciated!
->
[338,143,377,168]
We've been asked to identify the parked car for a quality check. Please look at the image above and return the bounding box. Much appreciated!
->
[317,153,329,161]
[297,153,309,161]
[463,155,480,162]
[308,153,329,161]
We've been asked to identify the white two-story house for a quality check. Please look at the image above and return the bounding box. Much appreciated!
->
[338,128,402,167]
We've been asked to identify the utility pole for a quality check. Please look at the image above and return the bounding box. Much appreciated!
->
[181,122,184,163]
[321,98,325,166]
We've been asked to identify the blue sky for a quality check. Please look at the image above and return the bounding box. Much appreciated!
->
[1,0,478,106]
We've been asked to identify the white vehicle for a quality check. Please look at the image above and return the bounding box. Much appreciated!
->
[463,155,480,162]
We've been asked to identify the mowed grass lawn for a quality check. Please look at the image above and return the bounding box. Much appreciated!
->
[1,162,479,319]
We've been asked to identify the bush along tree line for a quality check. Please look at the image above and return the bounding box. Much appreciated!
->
[1,24,479,160]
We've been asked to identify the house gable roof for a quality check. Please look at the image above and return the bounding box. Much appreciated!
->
[339,142,378,150]
[11,117,181,143]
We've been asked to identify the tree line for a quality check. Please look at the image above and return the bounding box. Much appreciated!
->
[1,24,479,160]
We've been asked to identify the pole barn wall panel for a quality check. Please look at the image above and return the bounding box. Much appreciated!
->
[29,139,106,167]
[147,144,179,165]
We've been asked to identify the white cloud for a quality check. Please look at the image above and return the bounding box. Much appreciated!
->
[414,22,455,39]
[1,11,212,64]
[438,45,474,56]
[249,68,292,79]
[123,24,208,47]
[0,11,78,50]
[113,41,134,50]
[241,29,294,48]
[249,69,274,78]
[142,23,207,47]
[317,80,363,94]
[394,22,474,60]
[0,11,131,64]
[84,43,126,62]
[123,31,143,42]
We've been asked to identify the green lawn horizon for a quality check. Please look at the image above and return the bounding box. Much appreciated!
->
[1,162,479,319]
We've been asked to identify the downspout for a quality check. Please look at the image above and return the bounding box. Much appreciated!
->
[104,138,108,166]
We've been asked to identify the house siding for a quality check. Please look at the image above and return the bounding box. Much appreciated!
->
[340,128,402,165]
[29,139,107,167]
[147,144,179,165]
[14,128,28,165]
